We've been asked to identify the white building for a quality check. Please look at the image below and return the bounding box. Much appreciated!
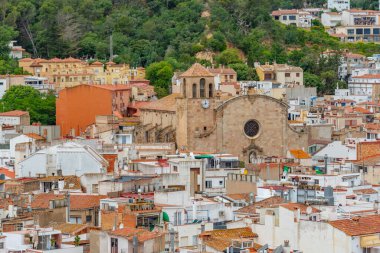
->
[0,110,30,126]
[321,12,343,27]
[4,227,83,253]
[313,140,357,161]
[8,41,26,59]
[328,0,350,11]
[17,142,108,178]
[249,203,380,253]
[332,10,380,42]
[272,9,314,28]
[348,74,380,97]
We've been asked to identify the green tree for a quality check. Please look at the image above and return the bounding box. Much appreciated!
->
[216,48,242,65]
[1,86,56,125]
[228,63,257,80]
[146,61,174,98]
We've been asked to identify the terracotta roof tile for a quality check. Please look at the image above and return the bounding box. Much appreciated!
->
[280,203,320,214]
[91,61,103,66]
[0,110,28,117]
[52,223,88,235]
[109,227,163,242]
[139,94,180,112]
[180,63,214,77]
[31,193,106,210]
[354,188,378,195]
[25,133,45,140]
[235,196,285,214]
[200,228,258,251]
[329,215,380,236]
[290,149,311,159]
[0,167,15,179]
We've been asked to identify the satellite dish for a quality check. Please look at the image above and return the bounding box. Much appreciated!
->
[306,206,312,215]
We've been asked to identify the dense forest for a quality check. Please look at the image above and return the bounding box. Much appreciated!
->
[1,0,380,96]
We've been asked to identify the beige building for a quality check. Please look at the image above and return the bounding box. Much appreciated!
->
[18,58,146,90]
[138,63,308,163]
[256,63,304,87]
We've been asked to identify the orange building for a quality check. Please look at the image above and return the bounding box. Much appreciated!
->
[56,84,131,137]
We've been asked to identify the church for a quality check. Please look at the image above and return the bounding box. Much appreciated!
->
[137,63,308,163]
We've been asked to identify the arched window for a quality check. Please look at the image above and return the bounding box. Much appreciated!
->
[200,78,205,98]
[209,83,213,98]
[192,83,197,98]
[183,78,186,97]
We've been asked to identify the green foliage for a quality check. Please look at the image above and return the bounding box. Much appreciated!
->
[146,61,174,98]
[74,235,80,247]
[1,86,56,125]
[228,63,258,81]
[216,48,242,65]
[1,0,379,96]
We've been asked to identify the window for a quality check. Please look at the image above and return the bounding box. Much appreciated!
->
[283,16,287,20]
[374,28,380,34]
[0,242,3,249]
[209,83,213,97]
[86,215,92,223]
[244,120,260,138]
[183,78,186,97]
[205,181,212,188]
[111,238,118,253]
[173,211,182,226]
[285,73,291,77]
[70,217,82,224]
[314,179,319,185]
[173,166,178,172]
[192,83,197,98]
[92,184,99,193]
[289,15,296,20]
[347,29,354,35]
[0,82,3,86]
[192,235,198,246]
[200,78,205,97]
[15,223,23,231]
[364,28,371,35]
[219,180,223,186]
[356,28,363,35]
[296,73,300,77]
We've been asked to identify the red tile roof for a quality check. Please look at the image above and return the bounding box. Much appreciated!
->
[235,196,285,214]
[139,94,180,112]
[290,149,311,159]
[91,85,131,91]
[353,74,380,79]
[0,110,28,117]
[180,63,214,77]
[354,188,378,195]
[0,168,15,179]
[199,228,258,251]
[31,193,107,210]
[329,215,380,236]
[25,133,45,140]
[280,203,320,214]
[109,227,163,242]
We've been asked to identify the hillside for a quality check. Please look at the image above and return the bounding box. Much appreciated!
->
[1,0,380,94]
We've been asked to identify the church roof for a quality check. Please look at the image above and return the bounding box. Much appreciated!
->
[139,94,180,112]
[180,63,214,78]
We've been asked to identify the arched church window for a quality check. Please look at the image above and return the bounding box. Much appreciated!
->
[192,83,197,98]
[209,83,213,97]
[200,78,205,98]
[183,78,186,97]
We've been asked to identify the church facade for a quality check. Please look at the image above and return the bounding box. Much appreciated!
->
[138,63,308,162]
